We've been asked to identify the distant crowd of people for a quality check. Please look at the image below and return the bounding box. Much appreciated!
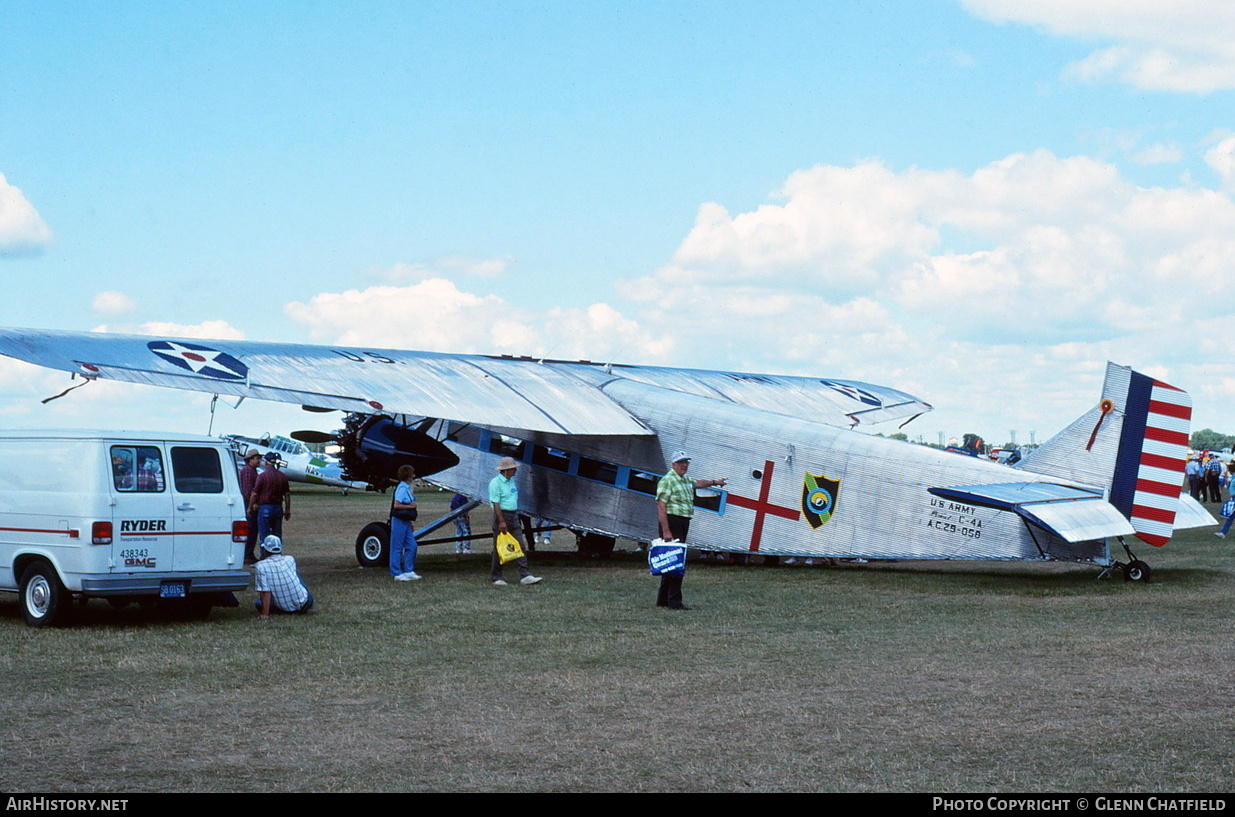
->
[1185,452,1232,505]
[1188,452,1235,539]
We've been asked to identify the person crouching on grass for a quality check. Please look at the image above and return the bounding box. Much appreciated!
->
[254,535,314,619]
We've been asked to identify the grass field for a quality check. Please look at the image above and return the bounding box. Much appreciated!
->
[2,484,1233,793]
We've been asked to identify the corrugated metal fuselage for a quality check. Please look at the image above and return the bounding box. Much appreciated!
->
[427,378,1110,565]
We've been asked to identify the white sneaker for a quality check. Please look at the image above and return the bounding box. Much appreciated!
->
[394,573,413,581]
[492,579,508,586]
[520,575,543,585]
[405,572,422,580]
[1216,532,1226,539]
[784,557,798,565]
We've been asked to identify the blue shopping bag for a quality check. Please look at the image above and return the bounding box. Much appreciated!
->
[648,538,686,576]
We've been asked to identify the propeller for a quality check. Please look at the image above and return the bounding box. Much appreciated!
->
[290,429,337,444]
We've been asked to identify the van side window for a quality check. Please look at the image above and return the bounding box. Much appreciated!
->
[111,446,166,492]
[170,447,225,493]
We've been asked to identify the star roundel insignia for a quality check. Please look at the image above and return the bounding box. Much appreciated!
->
[148,341,248,381]
[818,380,882,407]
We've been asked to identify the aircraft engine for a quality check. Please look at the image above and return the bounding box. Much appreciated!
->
[295,414,459,488]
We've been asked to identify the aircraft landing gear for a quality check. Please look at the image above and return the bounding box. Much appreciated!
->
[1110,537,1153,583]
[356,521,391,568]
[576,532,615,559]
[1122,559,1152,582]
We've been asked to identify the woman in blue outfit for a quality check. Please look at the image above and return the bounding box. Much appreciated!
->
[390,464,420,580]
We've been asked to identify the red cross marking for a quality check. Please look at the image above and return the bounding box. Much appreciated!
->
[725,460,801,552]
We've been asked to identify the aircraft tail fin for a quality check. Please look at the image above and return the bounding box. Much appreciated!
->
[1014,362,1193,547]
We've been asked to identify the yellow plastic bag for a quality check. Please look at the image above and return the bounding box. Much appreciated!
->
[496,531,524,564]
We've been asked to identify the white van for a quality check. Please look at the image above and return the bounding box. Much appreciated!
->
[0,430,250,626]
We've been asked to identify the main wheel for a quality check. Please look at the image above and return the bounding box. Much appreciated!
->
[20,561,68,627]
[356,521,391,568]
[1122,560,1152,582]
[577,533,615,559]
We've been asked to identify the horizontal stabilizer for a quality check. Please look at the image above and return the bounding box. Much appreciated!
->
[930,482,1135,543]
[1174,494,1217,530]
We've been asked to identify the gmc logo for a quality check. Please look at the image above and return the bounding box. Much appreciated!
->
[124,557,158,568]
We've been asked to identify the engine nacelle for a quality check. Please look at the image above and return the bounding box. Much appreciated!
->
[338,415,459,487]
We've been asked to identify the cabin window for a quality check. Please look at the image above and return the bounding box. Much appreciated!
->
[531,445,571,472]
[111,446,166,493]
[627,470,660,495]
[170,447,225,494]
[487,434,526,460]
[445,422,482,449]
[578,457,618,485]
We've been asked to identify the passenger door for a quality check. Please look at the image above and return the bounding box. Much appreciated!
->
[109,444,175,573]
[168,445,237,571]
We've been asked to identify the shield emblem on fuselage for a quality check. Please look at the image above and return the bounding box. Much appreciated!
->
[802,472,840,529]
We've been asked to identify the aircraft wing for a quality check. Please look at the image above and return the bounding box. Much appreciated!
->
[0,326,932,434]
[586,363,932,428]
[0,328,652,436]
[929,482,1136,543]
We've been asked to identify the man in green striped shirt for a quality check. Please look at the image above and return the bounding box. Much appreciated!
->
[655,450,726,610]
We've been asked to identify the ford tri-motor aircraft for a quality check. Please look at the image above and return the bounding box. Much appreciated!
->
[0,327,1213,580]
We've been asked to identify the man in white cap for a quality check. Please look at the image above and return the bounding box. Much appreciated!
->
[488,456,543,586]
[655,450,726,610]
[253,535,314,619]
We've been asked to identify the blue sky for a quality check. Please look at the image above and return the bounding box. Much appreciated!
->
[2,1,1234,447]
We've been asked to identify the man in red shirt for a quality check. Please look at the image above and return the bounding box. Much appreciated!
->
[249,452,292,543]
[239,449,262,564]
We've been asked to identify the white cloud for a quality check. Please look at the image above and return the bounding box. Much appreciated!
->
[284,277,667,363]
[0,172,52,254]
[91,320,246,340]
[1204,135,1235,190]
[616,150,1235,436]
[373,255,513,284]
[1130,143,1184,165]
[961,0,1235,92]
[91,291,138,317]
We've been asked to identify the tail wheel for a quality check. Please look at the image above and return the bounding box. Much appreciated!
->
[20,560,68,627]
[1122,560,1152,582]
[355,521,391,568]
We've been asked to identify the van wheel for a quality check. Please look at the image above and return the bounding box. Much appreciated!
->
[20,561,68,627]
[356,522,390,568]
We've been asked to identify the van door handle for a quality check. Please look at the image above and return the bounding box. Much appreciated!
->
[177,502,195,511]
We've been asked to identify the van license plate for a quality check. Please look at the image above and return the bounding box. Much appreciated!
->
[159,581,187,599]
